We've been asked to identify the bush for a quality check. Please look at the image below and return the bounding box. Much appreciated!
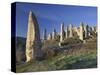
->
[60,38,83,46]
[43,47,59,59]
[16,37,26,64]
[42,39,59,49]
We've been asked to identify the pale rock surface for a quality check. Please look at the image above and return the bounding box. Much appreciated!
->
[79,22,84,40]
[69,24,73,37]
[26,11,42,62]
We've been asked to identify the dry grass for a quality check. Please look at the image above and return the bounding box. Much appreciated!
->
[16,38,97,72]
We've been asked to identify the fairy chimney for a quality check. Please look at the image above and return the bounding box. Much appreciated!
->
[79,22,84,40]
[60,22,65,42]
[43,28,47,40]
[26,11,43,62]
[69,24,73,37]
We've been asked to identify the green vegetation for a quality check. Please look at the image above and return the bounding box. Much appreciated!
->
[16,37,26,64]
[60,38,83,46]
[16,37,97,73]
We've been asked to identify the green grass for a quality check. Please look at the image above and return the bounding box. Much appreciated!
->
[16,48,97,73]
[16,38,97,73]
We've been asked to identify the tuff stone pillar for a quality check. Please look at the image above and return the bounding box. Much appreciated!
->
[52,28,56,40]
[43,28,47,40]
[84,25,88,38]
[26,11,42,62]
[60,23,65,42]
[69,24,73,37]
[79,22,84,40]
[47,33,52,40]
[66,25,68,39]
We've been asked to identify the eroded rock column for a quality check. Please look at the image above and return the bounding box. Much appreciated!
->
[60,23,65,42]
[47,33,52,40]
[69,24,73,38]
[43,28,47,40]
[52,28,56,40]
[79,22,84,40]
[84,25,88,38]
[26,11,42,62]
[66,25,68,39]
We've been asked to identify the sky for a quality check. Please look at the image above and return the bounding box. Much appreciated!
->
[15,2,97,38]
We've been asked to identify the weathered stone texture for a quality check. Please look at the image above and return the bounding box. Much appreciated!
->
[26,11,42,62]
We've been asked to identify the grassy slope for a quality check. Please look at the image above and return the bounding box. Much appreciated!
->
[16,41,97,73]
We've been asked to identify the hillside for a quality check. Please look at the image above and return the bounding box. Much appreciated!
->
[16,37,97,72]
[16,37,26,63]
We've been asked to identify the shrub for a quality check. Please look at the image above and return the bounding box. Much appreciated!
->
[60,38,83,46]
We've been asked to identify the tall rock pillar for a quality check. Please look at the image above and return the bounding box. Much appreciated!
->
[69,24,73,37]
[43,28,47,40]
[84,25,88,38]
[79,22,84,40]
[26,11,42,62]
[60,23,65,42]
[66,25,68,39]
[47,33,52,40]
[52,28,56,40]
